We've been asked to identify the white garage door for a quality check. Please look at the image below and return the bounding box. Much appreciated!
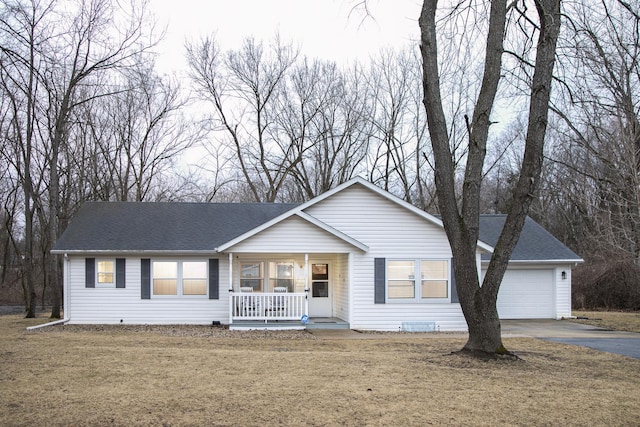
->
[496,269,555,319]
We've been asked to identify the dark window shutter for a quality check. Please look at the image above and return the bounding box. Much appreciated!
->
[116,258,126,288]
[85,258,95,288]
[374,258,385,304]
[141,259,150,299]
[209,258,219,300]
[450,258,459,303]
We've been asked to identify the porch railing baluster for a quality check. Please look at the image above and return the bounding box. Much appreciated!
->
[230,292,308,322]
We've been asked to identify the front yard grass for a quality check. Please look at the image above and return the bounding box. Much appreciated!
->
[1,314,639,426]
[571,310,640,333]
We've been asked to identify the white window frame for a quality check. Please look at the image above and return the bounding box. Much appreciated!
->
[96,259,115,288]
[239,261,265,291]
[386,258,450,303]
[237,259,301,292]
[151,259,208,298]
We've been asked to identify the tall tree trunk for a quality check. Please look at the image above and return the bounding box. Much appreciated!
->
[22,10,38,319]
[419,0,562,355]
[49,135,61,319]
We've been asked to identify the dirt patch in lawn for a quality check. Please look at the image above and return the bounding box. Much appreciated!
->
[2,314,639,426]
[571,310,640,333]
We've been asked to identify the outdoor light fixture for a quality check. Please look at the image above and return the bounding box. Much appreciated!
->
[561,271,567,280]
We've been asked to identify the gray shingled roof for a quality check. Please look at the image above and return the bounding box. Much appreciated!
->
[479,215,582,262]
[52,202,298,252]
[53,202,581,262]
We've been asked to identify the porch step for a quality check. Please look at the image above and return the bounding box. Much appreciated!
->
[229,318,350,331]
[306,318,350,330]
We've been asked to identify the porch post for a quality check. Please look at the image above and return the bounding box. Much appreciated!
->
[228,252,233,324]
[304,253,309,316]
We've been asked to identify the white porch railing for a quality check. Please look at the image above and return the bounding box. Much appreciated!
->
[229,292,308,323]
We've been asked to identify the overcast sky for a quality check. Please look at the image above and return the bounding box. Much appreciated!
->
[150,0,422,74]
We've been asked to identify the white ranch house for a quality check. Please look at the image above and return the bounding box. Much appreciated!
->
[52,178,582,331]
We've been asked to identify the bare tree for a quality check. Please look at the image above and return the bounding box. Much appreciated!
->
[88,66,195,202]
[0,0,160,317]
[41,0,158,318]
[278,58,371,200]
[419,0,562,355]
[548,0,640,263]
[366,48,422,202]
[0,0,54,317]
[187,35,299,202]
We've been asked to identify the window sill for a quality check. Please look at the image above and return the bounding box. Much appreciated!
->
[386,298,451,304]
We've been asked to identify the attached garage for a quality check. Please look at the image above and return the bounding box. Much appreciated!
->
[479,215,582,319]
[496,269,555,319]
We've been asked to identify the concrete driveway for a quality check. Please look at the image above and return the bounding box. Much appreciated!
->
[502,319,640,359]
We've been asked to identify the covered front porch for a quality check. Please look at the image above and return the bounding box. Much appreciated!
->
[225,252,351,329]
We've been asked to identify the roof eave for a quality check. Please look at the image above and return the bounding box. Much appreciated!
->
[217,211,370,253]
[51,249,219,255]
[480,258,584,264]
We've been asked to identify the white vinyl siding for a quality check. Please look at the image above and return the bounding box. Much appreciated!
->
[305,185,467,331]
[227,215,358,253]
[333,254,349,322]
[65,255,228,325]
[555,266,572,319]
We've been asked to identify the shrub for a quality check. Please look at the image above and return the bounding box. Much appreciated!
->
[572,260,640,310]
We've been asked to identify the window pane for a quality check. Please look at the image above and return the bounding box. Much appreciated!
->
[97,261,114,284]
[388,261,415,280]
[153,262,177,278]
[312,281,328,297]
[388,280,415,299]
[277,263,293,278]
[183,262,207,279]
[421,260,447,280]
[422,280,448,298]
[153,262,177,295]
[154,279,177,295]
[241,263,262,278]
[270,262,294,291]
[311,263,328,280]
[98,273,114,283]
[240,279,261,291]
[183,279,207,295]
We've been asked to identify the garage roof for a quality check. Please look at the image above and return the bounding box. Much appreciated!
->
[479,215,582,262]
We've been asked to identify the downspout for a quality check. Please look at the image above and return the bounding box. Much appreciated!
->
[27,253,70,330]
[228,252,233,325]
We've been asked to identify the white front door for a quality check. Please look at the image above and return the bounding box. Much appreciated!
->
[308,262,332,317]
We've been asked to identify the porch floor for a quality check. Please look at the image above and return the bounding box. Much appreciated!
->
[229,317,349,331]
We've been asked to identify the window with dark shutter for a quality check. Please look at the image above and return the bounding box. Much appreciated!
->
[374,258,386,304]
[116,258,126,288]
[141,259,150,299]
[450,258,458,303]
[85,258,95,288]
[209,259,219,300]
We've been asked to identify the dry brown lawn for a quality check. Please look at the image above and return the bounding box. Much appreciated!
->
[1,314,639,426]
[572,310,640,333]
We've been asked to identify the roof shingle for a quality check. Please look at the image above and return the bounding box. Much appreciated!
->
[478,215,581,261]
[53,202,298,252]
